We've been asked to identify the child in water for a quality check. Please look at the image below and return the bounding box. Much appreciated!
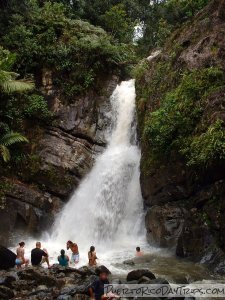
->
[58,249,69,267]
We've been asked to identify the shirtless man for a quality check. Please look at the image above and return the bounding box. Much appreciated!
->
[15,242,29,268]
[136,246,144,257]
[67,240,79,265]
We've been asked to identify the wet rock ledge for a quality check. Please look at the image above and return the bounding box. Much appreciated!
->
[0,265,178,300]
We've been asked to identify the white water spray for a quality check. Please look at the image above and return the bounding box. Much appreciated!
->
[52,80,145,254]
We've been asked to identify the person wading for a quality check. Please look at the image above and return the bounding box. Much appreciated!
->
[66,240,79,265]
[88,246,98,266]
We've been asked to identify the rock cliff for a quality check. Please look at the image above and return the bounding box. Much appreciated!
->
[136,0,225,274]
[0,71,119,246]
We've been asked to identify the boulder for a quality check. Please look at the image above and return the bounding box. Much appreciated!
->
[18,268,59,287]
[0,182,61,246]
[0,246,16,270]
[58,296,73,300]
[123,259,135,266]
[127,269,156,282]
[0,285,14,299]
[0,273,16,287]
[138,276,151,284]
[149,278,169,285]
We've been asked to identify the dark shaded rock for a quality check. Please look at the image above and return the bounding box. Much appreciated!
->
[123,259,135,266]
[78,266,97,276]
[0,273,16,287]
[29,286,51,296]
[145,205,187,247]
[137,0,225,272]
[0,246,16,270]
[58,296,73,300]
[60,275,98,296]
[141,161,190,208]
[73,295,90,300]
[0,285,14,299]
[127,269,156,282]
[0,73,119,247]
[18,268,59,287]
[138,276,151,283]
[149,278,169,285]
[0,182,61,246]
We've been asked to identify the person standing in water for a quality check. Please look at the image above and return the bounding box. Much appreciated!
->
[15,242,29,268]
[42,248,51,268]
[67,240,79,264]
[135,246,144,257]
[88,246,98,266]
[58,249,69,267]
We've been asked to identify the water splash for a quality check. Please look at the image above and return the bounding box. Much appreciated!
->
[52,80,145,250]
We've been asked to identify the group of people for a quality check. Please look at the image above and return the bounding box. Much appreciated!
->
[14,241,144,300]
[15,240,98,268]
[15,241,143,269]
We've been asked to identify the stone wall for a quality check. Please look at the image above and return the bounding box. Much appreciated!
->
[0,72,119,246]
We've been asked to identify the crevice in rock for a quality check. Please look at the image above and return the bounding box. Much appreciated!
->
[53,125,107,148]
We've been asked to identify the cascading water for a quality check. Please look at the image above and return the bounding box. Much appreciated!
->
[52,80,145,253]
[12,80,214,285]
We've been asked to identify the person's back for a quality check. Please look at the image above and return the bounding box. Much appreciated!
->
[15,242,29,268]
[58,249,69,267]
[31,242,48,266]
[58,256,68,266]
[16,245,24,260]
[135,246,144,257]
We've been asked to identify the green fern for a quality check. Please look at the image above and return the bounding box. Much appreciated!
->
[0,132,28,162]
[0,70,34,93]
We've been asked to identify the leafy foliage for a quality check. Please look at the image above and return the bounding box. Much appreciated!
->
[137,0,209,54]
[100,4,135,43]
[0,131,28,162]
[181,120,225,167]
[143,68,225,165]
[24,94,52,120]
[1,1,135,99]
[0,46,34,93]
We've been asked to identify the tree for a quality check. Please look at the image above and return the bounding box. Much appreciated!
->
[0,47,32,162]
[100,4,135,42]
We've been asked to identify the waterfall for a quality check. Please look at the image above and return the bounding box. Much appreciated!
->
[52,79,145,253]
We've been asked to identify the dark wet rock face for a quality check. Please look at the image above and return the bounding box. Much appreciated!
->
[0,265,163,300]
[127,269,156,281]
[0,265,101,299]
[0,74,119,246]
[136,0,225,274]
[145,205,187,248]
